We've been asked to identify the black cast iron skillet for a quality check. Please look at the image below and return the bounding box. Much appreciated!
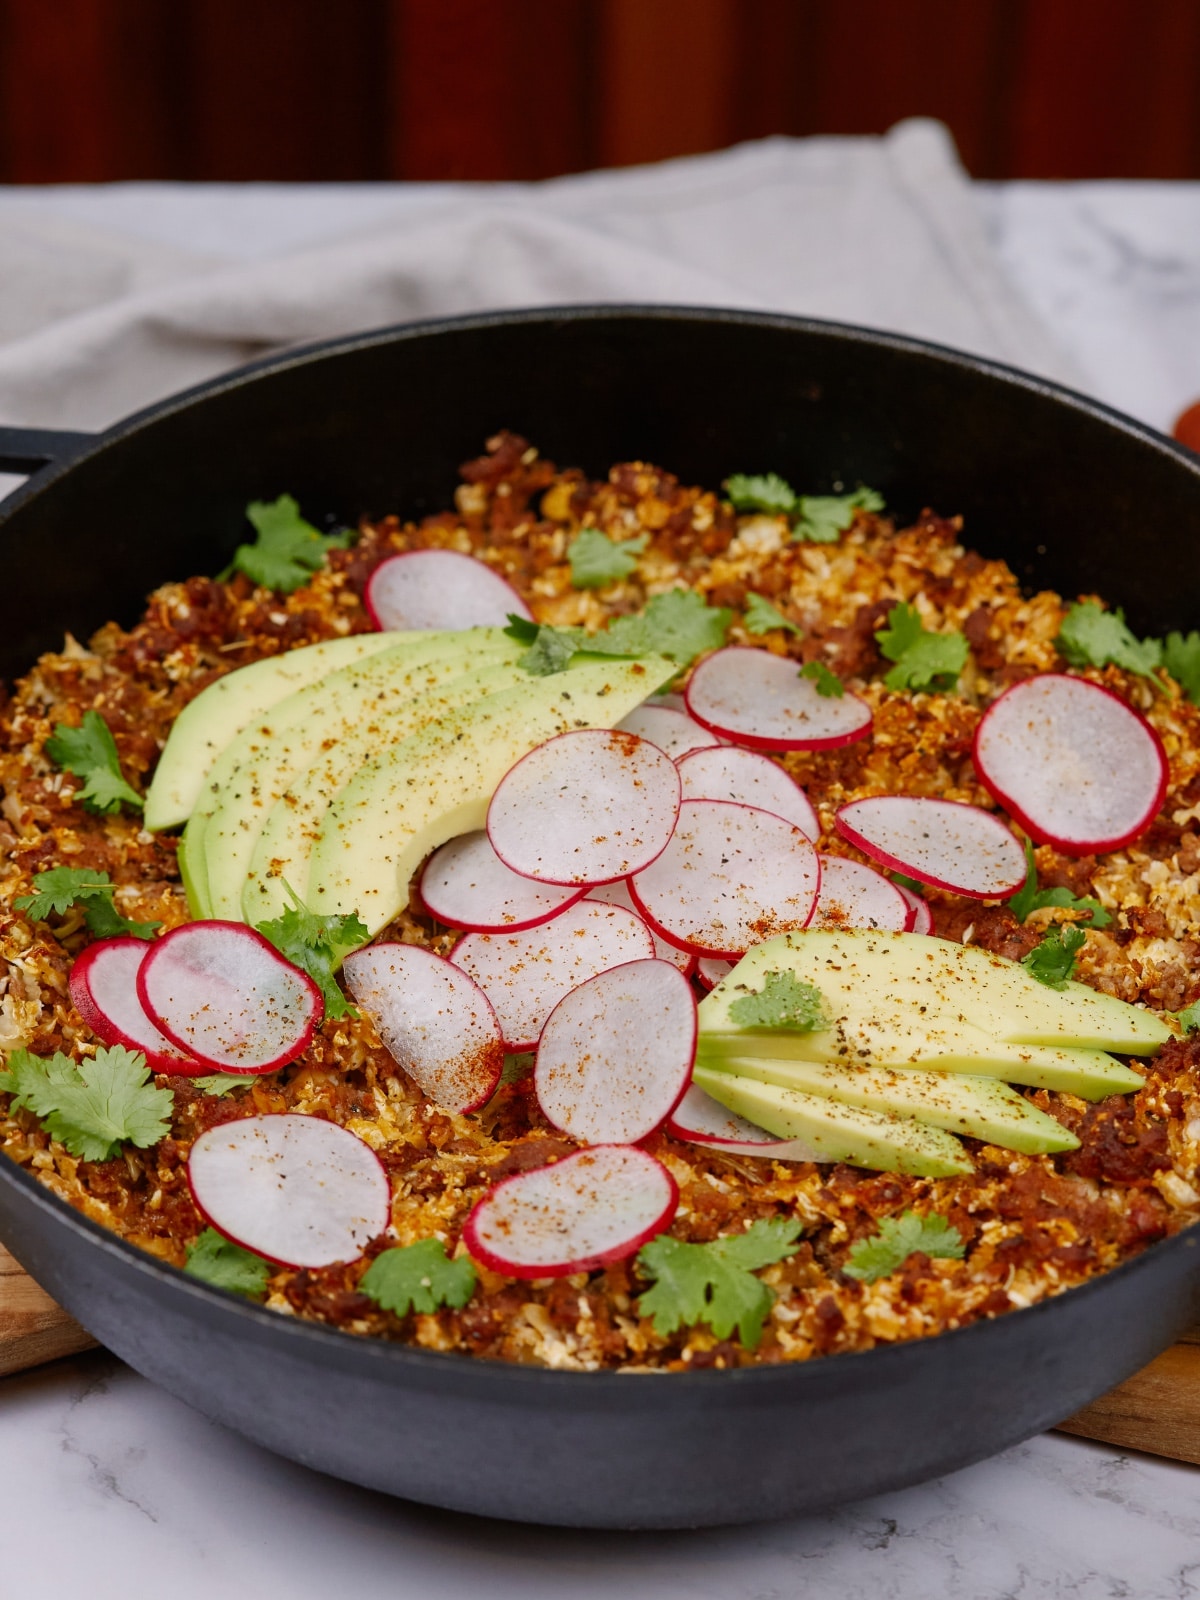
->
[1,308,1198,1529]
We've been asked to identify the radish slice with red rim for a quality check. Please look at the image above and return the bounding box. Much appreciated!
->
[364,549,532,632]
[615,703,719,760]
[419,831,585,932]
[463,1145,678,1278]
[667,1083,819,1160]
[342,943,504,1113]
[677,745,819,840]
[450,900,654,1049]
[137,921,321,1073]
[895,881,934,934]
[187,1113,389,1269]
[685,647,873,751]
[70,937,203,1075]
[696,956,735,991]
[972,673,1168,855]
[809,854,910,932]
[834,796,1027,900]
[534,959,696,1145]
[628,799,821,957]
[585,880,695,974]
[487,728,681,885]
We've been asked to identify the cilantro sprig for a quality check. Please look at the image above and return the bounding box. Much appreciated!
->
[1022,923,1087,989]
[1164,632,1200,704]
[876,601,969,693]
[360,1239,477,1317]
[504,588,730,678]
[843,1211,965,1284]
[724,473,884,544]
[1008,841,1111,928]
[636,1218,802,1349]
[184,1229,272,1298]
[743,593,799,636]
[1177,1000,1200,1034]
[800,660,844,698]
[0,1045,173,1161]
[727,970,830,1032]
[567,527,648,589]
[253,883,367,1021]
[1056,602,1162,682]
[220,495,352,595]
[45,710,142,815]
[15,866,159,940]
[193,1073,252,1097]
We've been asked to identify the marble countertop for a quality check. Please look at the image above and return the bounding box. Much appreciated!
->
[4,177,1200,1599]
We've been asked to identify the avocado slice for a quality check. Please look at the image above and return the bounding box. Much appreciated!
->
[692,1066,974,1177]
[700,1054,1079,1154]
[305,655,673,936]
[144,630,412,832]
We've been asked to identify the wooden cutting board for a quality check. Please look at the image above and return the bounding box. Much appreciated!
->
[0,1247,1196,1464]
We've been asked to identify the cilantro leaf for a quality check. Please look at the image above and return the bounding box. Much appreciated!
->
[1022,923,1088,989]
[568,527,647,589]
[1,1044,172,1161]
[500,1052,535,1085]
[743,593,799,636]
[800,660,844,697]
[45,710,142,814]
[724,472,798,516]
[876,601,969,692]
[15,867,159,940]
[636,1218,802,1348]
[360,1238,477,1316]
[1177,1001,1200,1034]
[793,488,885,544]
[184,1228,271,1297]
[1163,631,1200,705]
[253,883,367,1021]
[843,1211,965,1284]
[193,1073,252,1097]
[507,591,730,677]
[521,627,580,677]
[890,872,925,895]
[1008,841,1111,928]
[1055,602,1162,681]
[726,970,830,1031]
[222,495,351,594]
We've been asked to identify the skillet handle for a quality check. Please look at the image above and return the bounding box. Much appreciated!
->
[0,425,96,476]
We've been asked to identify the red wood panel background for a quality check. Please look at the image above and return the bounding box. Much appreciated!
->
[1,0,1199,185]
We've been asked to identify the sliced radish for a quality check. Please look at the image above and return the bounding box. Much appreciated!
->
[463,1144,678,1278]
[615,703,719,760]
[486,728,681,886]
[534,960,696,1144]
[450,900,655,1049]
[70,937,203,1075]
[667,1083,819,1160]
[187,1113,389,1269]
[810,854,910,932]
[973,673,1168,855]
[895,881,934,935]
[628,799,821,958]
[677,745,820,840]
[835,796,1027,900]
[696,956,736,990]
[419,831,585,933]
[586,879,695,974]
[685,647,873,751]
[342,943,504,1113]
[364,548,532,632]
[137,921,321,1074]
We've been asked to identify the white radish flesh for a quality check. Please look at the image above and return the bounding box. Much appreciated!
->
[696,956,736,990]
[628,799,821,957]
[667,1083,820,1160]
[535,960,696,1144]
[810,854,911,932]
[364,548,532,632]
[450,900,654,1049]
[676,744,820,840]
[419,831,585,932]
[463,1145,678,1278]
[685,647,873,751]
[615,703,719,760]
[138,921,321,1073]
[486,728,681,885]
[585,880,695,974]
[895,882,934,935]
[187,1113,389,1269]
[835,796,1027,900]
[972,673,1168,855]
[69,937,202,1075]
[342,943,504,1113]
